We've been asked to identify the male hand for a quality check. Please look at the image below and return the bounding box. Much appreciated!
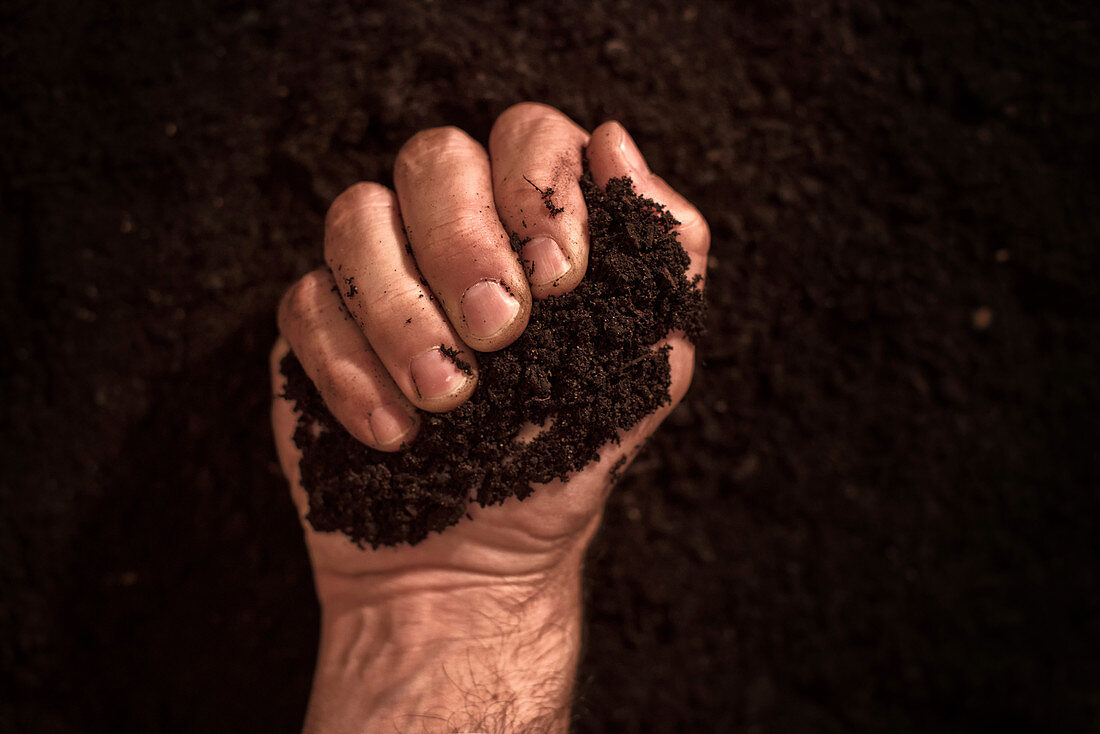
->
[269,103,709,733]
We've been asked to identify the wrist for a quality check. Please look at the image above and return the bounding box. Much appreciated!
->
[305,560,584,733]
[309,506,600,614]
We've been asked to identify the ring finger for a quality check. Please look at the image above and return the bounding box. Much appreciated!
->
[324,182,478,413]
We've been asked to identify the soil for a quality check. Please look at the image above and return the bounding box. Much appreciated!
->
[3,1,1099,733]
[281,172,703,548]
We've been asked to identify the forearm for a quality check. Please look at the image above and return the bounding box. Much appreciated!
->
[303,564,584,734]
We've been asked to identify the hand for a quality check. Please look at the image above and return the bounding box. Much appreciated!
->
[269,103,709,733]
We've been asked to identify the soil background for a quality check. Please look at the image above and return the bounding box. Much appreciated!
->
[2,1,1098,732]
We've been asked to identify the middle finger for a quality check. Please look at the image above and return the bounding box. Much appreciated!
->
[394,126,532,352]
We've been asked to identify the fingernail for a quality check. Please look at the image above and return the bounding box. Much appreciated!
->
[521,236,571,286]
[461,279,520,340]
[617,125,649,176]
[369,404,414,446]
[410,346,470,400]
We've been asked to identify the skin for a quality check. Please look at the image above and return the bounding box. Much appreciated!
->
[270,102,710,733]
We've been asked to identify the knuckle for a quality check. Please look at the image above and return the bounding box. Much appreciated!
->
[398,126,475,168]
[426,209,494,254]
[326,181,396,234]
[491,103,586,157]
[493,102,556,136]
[500,101,554,121]
[360,278,424,317]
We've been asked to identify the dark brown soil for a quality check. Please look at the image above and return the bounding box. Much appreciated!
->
[281,172,703,548]
[3,1,1099,733]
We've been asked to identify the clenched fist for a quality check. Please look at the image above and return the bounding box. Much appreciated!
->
[269,103,709,733]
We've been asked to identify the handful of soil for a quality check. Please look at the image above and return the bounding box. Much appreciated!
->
[279,170,704,548]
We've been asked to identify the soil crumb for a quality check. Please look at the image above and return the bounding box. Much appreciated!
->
[280,168,704,547]
[525,174,565,217]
